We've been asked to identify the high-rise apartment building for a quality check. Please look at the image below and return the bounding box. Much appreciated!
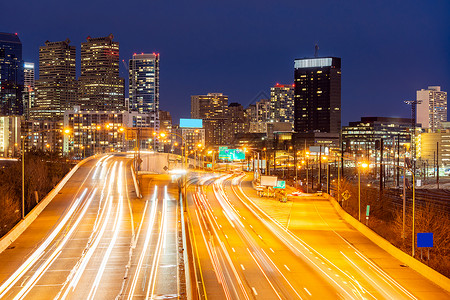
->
[23,62,35,119]
[31,39,77,120]
[246,98,269,133]
[78,34,124,111]
[191,93,228,146]
[0,32,23,115]
[293,57,341,133]
[417,86,447,132]
[270,84,294,126]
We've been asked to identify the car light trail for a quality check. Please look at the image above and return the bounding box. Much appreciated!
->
[12,188,97,300]
[0,188,88,299]
[127,186,158,300]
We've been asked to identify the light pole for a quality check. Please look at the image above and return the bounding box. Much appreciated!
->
[22,128,71,219]
[159,132,189,211]
[305,151,310,193]
[357,161,369,222]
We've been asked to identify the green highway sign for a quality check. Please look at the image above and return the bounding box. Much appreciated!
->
[274,180,286,189]
[366,205,370,216]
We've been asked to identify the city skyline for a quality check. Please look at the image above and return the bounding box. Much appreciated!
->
[2,0,449,126]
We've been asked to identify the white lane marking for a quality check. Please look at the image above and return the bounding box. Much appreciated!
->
[270,248,275,253]
[258,235,263,240]
[284,265,290,272]
[251,287,258,295]
[304,287,312,296]
[240,264,245,271]
[232,248,235,253]
[225,234,228,239]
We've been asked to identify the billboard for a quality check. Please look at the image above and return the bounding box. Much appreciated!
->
[180,118,203,128]
[260,176,278,187]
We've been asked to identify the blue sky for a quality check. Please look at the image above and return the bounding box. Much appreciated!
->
[2,0,449,125]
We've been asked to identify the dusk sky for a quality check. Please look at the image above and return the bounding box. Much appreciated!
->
[2,0,449,125]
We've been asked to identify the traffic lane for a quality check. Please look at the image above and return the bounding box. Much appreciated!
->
[0,157,100,284]
[152,180,180,298]
[0,156,110,299]
[203,182,297,299]
[123,175,180,299]
[203,183,285,299]
[203,179,310,299]
[237,178,427,299]
[284,193,449,299]
[191,188,243,299]
[4,157,133,299]
[219,179,343,299]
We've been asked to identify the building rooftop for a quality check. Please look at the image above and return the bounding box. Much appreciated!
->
[0,32,21,44]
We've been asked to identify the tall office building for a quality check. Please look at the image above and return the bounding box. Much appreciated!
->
[270,84,294,125]
[78,34,125,111]
[417,86,447,132]
[31,39,77,120]
[191,93,228,146]
[0,32,23,115]
[129,53,159,113]
[227,102,248,143]
[23,62,35,119]
[129,53,160,132]
[293,57,341,133]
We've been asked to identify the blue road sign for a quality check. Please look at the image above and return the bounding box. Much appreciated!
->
[417,232,433,248]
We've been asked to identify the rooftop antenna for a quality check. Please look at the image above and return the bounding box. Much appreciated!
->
[314,43,319,58]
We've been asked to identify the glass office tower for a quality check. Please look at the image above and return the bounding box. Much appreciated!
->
[0,32,23,115]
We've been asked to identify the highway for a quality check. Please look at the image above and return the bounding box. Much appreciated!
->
[188,172,449,299]
[0,154,180,299]
[0,157,449,299]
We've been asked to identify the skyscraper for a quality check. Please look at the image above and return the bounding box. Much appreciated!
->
[191,93,228,146]
[270,83,294,125]
[129,53,159,113]
[417,86,447,132]
[129,53,160,131]
[293,57,341,133]
[0,32,23,115]
[31,39,77,120]
[78,34,124,111]
[23,62,35,119]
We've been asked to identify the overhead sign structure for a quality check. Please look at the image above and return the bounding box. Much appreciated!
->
[274,181,286,189]
[218,147,245,160]
[417,233,433,248]
[309,146,329,155]
[260,175,278,187]
[180,118,203,128]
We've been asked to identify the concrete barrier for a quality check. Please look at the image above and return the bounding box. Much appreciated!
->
[130,162,142,199]
[323,193,450,292]
[0,155,97,254]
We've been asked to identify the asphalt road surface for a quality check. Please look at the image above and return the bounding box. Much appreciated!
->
[0,155,180,300]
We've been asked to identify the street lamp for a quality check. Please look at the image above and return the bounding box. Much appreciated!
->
[158,132,189,211]
[358,161,369,222]
[22,128,71,219]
